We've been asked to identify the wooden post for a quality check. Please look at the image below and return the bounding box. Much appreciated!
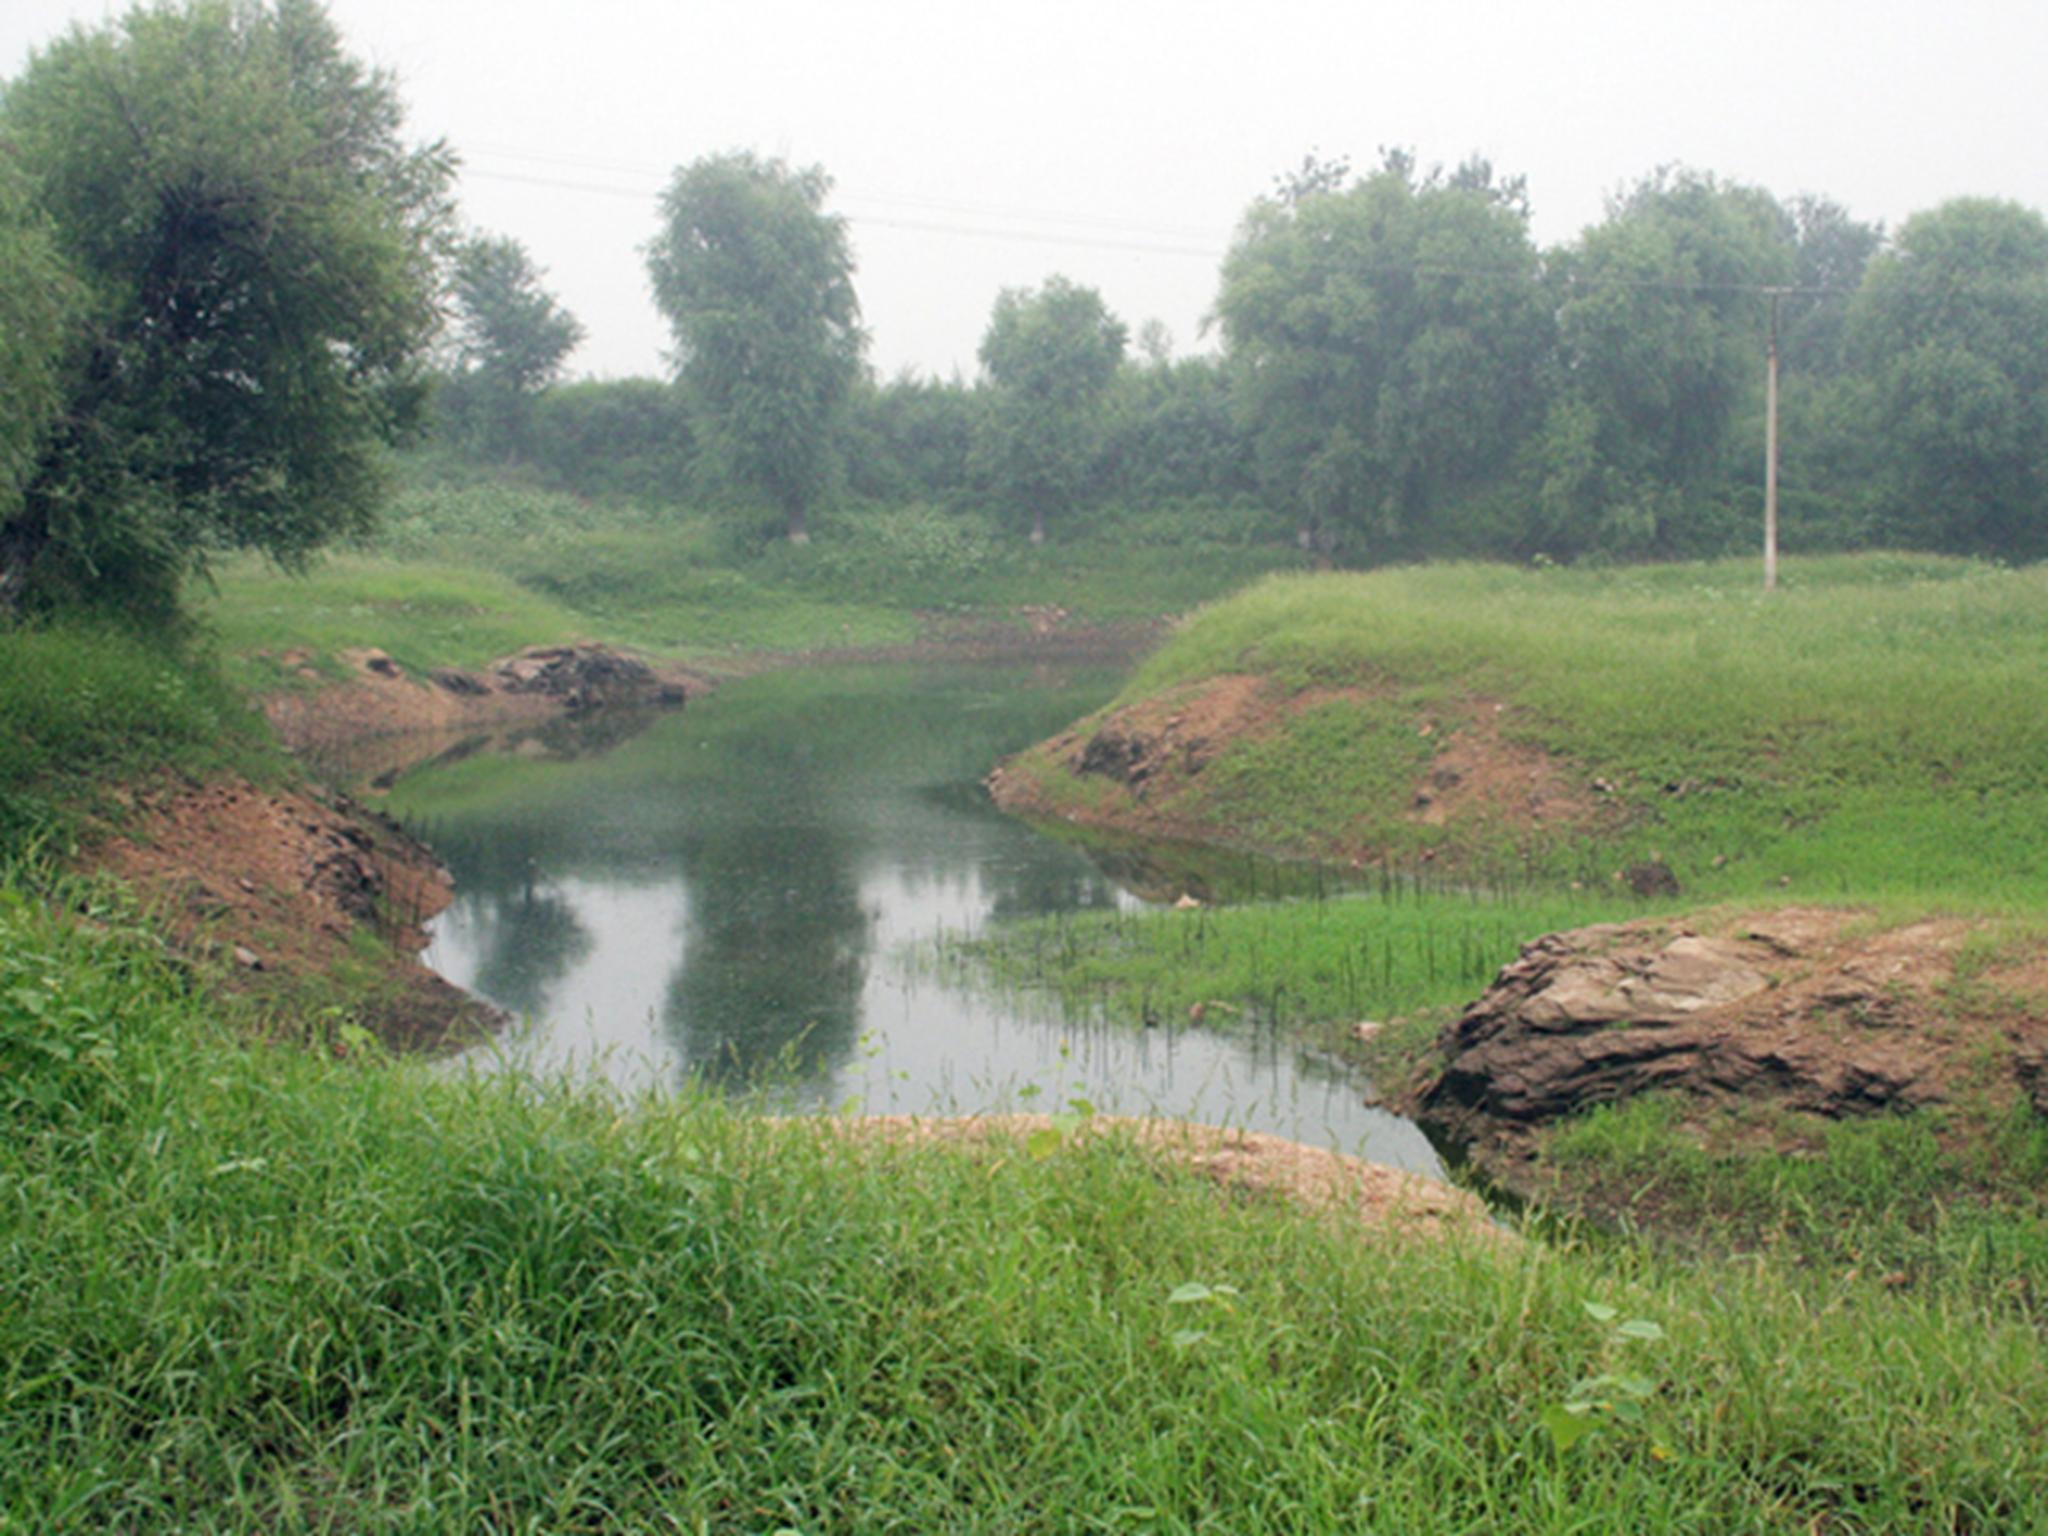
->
[1764,289,1780,593]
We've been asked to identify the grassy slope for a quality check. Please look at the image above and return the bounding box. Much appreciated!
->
[954,554,2048,1302]
[0,620,283,857]
[199,476,1299,677]
[1003,554,2048,905]
[3,885,2042,1531]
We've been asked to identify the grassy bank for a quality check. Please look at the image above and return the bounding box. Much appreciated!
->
[965,553,2048,1255]
[0,620,282,858]
[4,879,2043,1531]
[199,473,1300,676]
[998,554,2048,902]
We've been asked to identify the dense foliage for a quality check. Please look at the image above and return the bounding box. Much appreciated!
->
[6,0,2045,628]
[436,233,586,460]
[436,156,2047,571]
[975,276,1128,544]
[646,152,866,543]
[1216,153,1551,559]
[0,0,453,620]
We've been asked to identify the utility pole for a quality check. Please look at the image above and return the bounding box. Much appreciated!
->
[1763,288,1784,592]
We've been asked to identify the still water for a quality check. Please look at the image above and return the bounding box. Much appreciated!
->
[380,662,1442,1175]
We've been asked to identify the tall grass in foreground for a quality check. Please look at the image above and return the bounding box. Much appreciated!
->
[4,877,2042,1531]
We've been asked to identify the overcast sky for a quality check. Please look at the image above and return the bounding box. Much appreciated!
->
[6,0,2045,382]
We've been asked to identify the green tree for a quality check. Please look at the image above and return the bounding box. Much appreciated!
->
[1779,194,1883,377]
[0,0,454,619]
[529,379,695,504]
[1848,198,2048,558]
[646,152,864,543]
[1535,169,1794,557]
[976,276,1127,544]
[1216,152,1551,558]
[1103,355,1257,510]
[840,371,981,506]
[0,152,79,591]
[442,233,584,460]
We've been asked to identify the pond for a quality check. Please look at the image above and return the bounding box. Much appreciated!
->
[375,662,1443,1176]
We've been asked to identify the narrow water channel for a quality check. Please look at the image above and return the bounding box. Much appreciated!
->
[377,662,1443,1175]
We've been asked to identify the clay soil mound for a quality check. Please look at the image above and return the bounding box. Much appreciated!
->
[1416,906,2048,1176]
[823,1114,1506,1245]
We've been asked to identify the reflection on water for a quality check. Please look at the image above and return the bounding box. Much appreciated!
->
[385,663,1443,1175]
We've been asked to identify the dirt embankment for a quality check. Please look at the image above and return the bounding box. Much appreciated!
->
[986,672,1607,868]
[1407,906,2048,1197]
[260,641,703,756]
[90,776,494,1049]
[79,641,702,1050]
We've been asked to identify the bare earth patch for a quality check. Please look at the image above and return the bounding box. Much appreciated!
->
[819,1113,1507,1246]
[88,777,497,1049]
[260,642,703,756]
[1408,698,1597,832]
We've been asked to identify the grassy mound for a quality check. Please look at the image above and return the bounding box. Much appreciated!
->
[995,554,2048,905]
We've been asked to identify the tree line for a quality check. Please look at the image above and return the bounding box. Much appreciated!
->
[449,147,2048,566]
[5,1,2047,627]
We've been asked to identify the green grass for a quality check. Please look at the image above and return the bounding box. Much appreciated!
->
[4,873,2045,1531]
[197,473,1303,679]
[1021,553,2048,906]
[202,554,592,680]
[948,887,1618,1061]
[1542,1093,2048,1299]
[0,619,281,857]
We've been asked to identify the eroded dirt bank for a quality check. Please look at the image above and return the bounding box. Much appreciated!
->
[1406,906,2048,1199]
[74,642,702,1049]
[89,776,497,1049]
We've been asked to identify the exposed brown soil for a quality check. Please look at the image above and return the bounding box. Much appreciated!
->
[1408,698,1599,833]
[76,640,706,1049]
[986,673,1599,863]
[1410,906,2048,1195]
[260,642,703,757]
[89,776,499,1049]
[823,1114,1507,1246]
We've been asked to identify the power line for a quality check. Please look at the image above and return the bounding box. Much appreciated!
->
[461,167,1229,260]
[461,158,2048,302]
[463,142,1225,242]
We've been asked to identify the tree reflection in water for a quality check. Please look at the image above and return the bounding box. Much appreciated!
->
[664,821,869,1091]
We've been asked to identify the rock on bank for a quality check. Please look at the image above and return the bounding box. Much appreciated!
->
[261,642,699,756]
[1414,906,2048,1185]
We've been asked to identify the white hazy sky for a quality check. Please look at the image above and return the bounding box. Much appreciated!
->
[6,1,2045,382]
